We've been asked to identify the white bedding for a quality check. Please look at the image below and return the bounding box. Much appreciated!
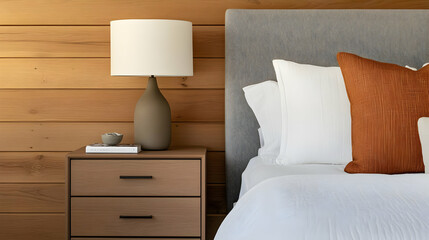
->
[216,173,429,240]
[239,156,346,198]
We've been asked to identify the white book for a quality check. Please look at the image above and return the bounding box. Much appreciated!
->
[85,144,141,154]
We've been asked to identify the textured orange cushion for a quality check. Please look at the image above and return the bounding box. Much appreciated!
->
[337,52,429,174]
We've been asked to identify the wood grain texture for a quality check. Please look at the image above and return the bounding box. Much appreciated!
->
[68,147,207,160]
[201,153,207,240]
[0,214,65,240]
[0,26,224,57]
[0,183,222,215]
[0,214,214,240]
[0,89,224,122]
[171,122,225,152]
[0,152,64,183]
[71,160,201,196]
[71,197,200,237]
[193,26,225,58]
[72,238,198,240]
[207,184,226,214]
[0,184,64,212]
[0,0,426,25]
[0,151,223,183]
[207,215,226,240]
[0,58,224,89]
[206,152,225,184]
[0,122,225,151]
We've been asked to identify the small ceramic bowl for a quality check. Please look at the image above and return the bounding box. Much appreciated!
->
[101,133,123,145]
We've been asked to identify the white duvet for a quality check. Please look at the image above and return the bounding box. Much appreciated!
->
[215,174,429,240]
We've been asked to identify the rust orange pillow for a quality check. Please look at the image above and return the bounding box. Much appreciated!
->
[337,52,429,174]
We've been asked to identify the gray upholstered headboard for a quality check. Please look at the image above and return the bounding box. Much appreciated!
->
[225,9,428,210]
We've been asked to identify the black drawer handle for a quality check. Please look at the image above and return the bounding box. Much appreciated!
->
[120,215,153,219]
[119,176,153,179]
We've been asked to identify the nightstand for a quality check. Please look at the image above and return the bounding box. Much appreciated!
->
[66,147,206,240]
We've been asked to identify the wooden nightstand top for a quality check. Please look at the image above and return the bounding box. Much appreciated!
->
[67,146,207,159]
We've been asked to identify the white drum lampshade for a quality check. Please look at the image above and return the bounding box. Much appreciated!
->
[111,19,193,76]
[110,19,193,150]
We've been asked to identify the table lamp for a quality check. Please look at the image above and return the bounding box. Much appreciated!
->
[111,19,193,150]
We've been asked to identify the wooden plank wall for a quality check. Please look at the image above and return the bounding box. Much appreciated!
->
[0,1,426,240]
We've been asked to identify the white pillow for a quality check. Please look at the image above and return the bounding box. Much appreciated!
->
[273,60,352,165]
[405,65,418,71]
[405,63,429,71]
[257,128,265,148]
[243,81,281,157]
[418,117,429,173]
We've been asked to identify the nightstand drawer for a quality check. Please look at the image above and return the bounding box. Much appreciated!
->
[71,160,200,196]
[71,197,200,237]
[71,238,199,240]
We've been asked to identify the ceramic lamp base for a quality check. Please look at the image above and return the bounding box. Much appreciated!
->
[134,76,171,150]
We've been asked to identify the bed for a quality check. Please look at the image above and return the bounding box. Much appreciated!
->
[219,10,429,240]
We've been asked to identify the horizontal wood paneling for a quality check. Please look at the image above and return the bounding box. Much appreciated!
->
[206,152,225,183]
[0,26,224,58]
[170,123,225,152]
[0,183,223,214]
[0,26,107,57]
[0,152,65,183]
[0,213,219,240]
[0,122,224,151]
[193,26,225,58]
[207,215,226,240]
[0,89,224,122]
[0,184,64,212]
[206,184,226,214]
[0,214,65,240]
[0,0,426,25]
[0,58,224,89]
[0,151,224,184]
